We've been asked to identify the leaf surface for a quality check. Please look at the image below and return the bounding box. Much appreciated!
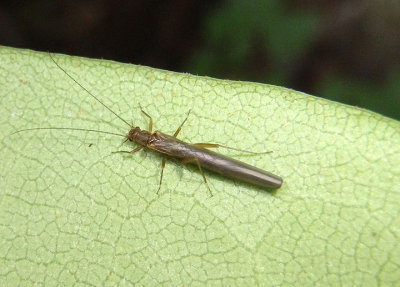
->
[1,46,399,286]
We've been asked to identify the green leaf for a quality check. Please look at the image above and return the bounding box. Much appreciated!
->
[1,46,399,286]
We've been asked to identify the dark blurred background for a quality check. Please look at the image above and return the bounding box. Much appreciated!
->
[1,0,399,119]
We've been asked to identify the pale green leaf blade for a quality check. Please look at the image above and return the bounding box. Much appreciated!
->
[1,46,399,286]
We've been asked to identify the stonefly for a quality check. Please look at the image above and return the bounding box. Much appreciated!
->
[13,54,283,195]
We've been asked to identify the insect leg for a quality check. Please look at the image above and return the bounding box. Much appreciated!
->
[193,143,272,155]
[173,109,191,138]
[156,155,167,194]
[139,104,153,132]
[112,145,144,154]
[181,157,212,196]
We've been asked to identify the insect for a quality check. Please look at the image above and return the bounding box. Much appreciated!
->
[13,54,283,195]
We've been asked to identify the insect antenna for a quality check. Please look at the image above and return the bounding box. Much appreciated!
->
[11,127,126,138]
[48,53,132,128]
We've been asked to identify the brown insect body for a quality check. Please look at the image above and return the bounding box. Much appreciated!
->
[127,127,282,189]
